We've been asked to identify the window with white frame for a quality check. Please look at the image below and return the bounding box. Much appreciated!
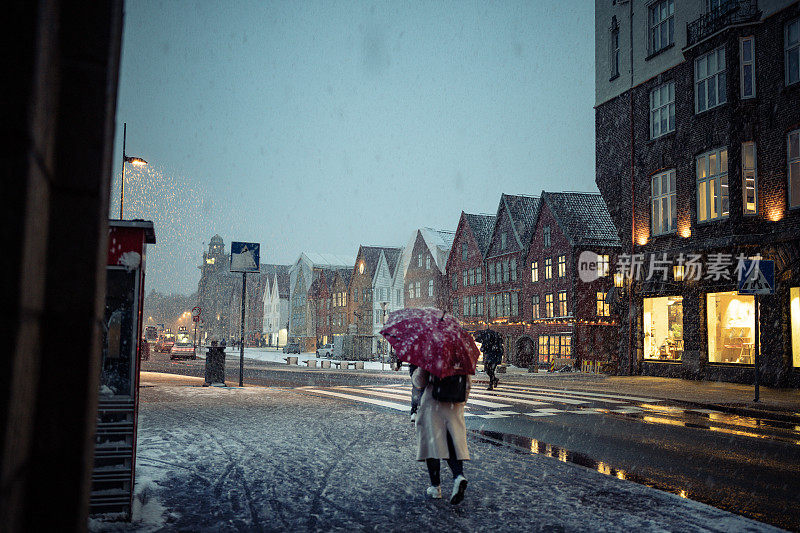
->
[489,262,496,284]
[469,268,475,286]
[510,292,519,316]
[501,232,507,250]
[790,129,800,208]
[649,0,674,55]
[558,291,568,317]
[476,267,482,284]
[696,46,726,113]
[510,258,517,281]
[426,256,431,269]
[610,20,620,79]
[502,259,509,282]
[408,284,414,300]
[545,293,554,318]
[557,255,566,278]
[417,255,423,267]
[463,269,468,287]
[427,280,434,297]
[651,169,677,234]
[531,261,539,282]
[477,295,484,316]
[740,37,755,99]
[597,291,610,317]
[650,81,675,139]
[787,18,799,86]
[544,258,553,280]
[697,147,729,222]
[597,254,610,277]
[462,242,468,261]
[415,282,421,298]
[543,227,551,247]
[531,295,540,319]
[742,142,757,214]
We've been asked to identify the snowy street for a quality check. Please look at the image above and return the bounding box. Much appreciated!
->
[91,377,780,532]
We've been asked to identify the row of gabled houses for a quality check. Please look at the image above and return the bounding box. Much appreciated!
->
[196,190,622,369]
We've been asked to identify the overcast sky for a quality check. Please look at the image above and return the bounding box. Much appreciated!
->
[112,0,595,295]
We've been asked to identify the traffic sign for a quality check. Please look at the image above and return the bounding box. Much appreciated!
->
[738,259,775,295]
[230,242,260,272]
[191,306,202,318]
[192,316,200,323]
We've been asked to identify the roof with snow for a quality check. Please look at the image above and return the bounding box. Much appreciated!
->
[542,192,621,247]
[358,246,403,278]
[300,252,356,269]
[464,213,496,256]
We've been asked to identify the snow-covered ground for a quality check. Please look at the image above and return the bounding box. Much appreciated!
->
[212,346,403,372]
[90,381,779,532]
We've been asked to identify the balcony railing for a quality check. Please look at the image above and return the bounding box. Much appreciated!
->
[686,0,760,47]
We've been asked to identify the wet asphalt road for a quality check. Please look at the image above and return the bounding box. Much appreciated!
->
[142,353,800,531]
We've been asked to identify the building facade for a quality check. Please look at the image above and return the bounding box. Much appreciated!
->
[261,265,290,347]
[595,0,800,385]
[403,228,455,312]
[196,235,234,343]
[522,192,621,370]
[484,194,541,364]
[446,212,496,334]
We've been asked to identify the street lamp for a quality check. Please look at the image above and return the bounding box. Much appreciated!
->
[120,122,148,219]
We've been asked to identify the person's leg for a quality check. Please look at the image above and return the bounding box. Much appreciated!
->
[444,431,463,479]
[486,363,496,390]
[445,431,467,504]
[426,458,441,486]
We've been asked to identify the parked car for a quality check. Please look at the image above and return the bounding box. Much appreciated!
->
[155,334,175,353]
[282,343,301,354]
[170,334,195,360]
[316,343,334,357]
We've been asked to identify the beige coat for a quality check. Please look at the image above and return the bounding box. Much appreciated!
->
[412,368,471,461]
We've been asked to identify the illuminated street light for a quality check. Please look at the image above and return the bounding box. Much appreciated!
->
[119,122,148,219]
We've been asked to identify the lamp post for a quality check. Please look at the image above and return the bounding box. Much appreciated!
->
[120,122,148,219]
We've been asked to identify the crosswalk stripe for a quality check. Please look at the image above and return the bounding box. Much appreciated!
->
[467,392,550,406]
[304,389,408,411]
[368,387,512,409]
[481,390,589,405]
[495,384,660,403]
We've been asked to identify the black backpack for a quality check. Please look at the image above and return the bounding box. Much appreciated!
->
[430,374,467,403]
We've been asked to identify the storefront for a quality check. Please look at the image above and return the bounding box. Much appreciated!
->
[706,291,755,365]
[538,334,572,364]
[643,296,683,362]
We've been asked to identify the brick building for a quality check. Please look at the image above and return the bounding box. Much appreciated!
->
[403,228,455,311]
[522,192,621,370]
[484,194,541,364]
[196,235,234,342]
[595,0,800,385]
[446,212,496,333]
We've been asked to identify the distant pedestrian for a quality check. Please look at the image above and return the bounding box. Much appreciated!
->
[480,332,503,390]
[411,366,470,505]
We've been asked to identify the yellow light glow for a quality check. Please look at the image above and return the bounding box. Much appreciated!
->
[673,265,685,282]
[768,208,784,222]
[679,226,691,238]
[637,235,649,246]
[597,462,611,475]
[679,490,688,498]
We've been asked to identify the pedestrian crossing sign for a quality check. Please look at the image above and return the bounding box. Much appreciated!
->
[738,259,774,295]
[230,241,260,272]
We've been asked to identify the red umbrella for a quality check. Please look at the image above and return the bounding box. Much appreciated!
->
[379,307,480,378]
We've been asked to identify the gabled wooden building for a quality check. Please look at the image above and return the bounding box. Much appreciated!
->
[446,212,496,333]
[403,228,455,312]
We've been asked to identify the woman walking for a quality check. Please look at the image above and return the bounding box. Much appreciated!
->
[411,366,471,505]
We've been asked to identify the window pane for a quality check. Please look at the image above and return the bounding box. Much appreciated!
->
[652,199,660,234]
[698,57,707,79]
[669,170,676,192]
[789,50,799,84]
[710,178,718,219]
[742,39,752,61]
[652,176,659,196]
[791,161,800,207]
[670,194,677,229]
[699,181,708,221]
[721,148,728,173]
[697,81,706,111]
[790,133,799,159]
[668,103,675,131]
[698,156,707,179]
[708,76,717,107]
[718,71,726,103]
[709,153,717,175]
[743,65,753,97]
[788,20,799,46]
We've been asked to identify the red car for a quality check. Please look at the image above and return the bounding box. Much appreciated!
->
[170,334,196,360]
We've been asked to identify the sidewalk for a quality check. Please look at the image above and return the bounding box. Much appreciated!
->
[91,379,781,532]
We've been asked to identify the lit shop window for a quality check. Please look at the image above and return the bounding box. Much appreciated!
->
[707,291,755,364]
[643,296,683,361]
[791,287,800,367]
